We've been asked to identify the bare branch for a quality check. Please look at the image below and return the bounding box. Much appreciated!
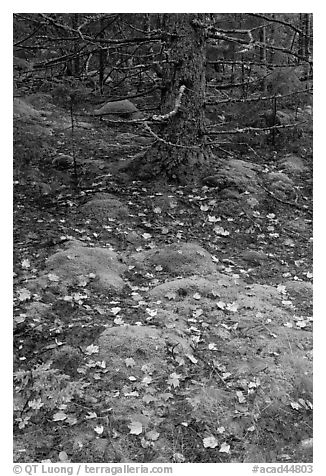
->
[207,121,308,135]
[14,24,43,47]
[206,87,313,106]
[248,13,311,39]
[143,122,201,150]
[152,85,186,122]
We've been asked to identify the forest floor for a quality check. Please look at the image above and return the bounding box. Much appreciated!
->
[13,92,313,464]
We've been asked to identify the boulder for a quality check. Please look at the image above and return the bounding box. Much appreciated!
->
[279,154,307,175]
[44,241,127,291]
[52,154,74,169]
[128,242,217,277]
[202,159,262,195]
[81,197,129,221]
[241,250,268,266]
[94,99,142,119]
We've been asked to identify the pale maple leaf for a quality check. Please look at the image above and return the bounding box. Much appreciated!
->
[203,436,218,448]
[219,442,231,453]
[128,420,143,435]
[52,411,67,421]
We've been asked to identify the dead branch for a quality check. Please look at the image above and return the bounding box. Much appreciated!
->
[206,121,308,135]
[206,87,313,106]
[248,13,311,39]
[152,85,186,122]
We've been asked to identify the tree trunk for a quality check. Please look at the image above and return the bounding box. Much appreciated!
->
[143,13,213,183]
[259,25,267,93]
[71,14,80,76]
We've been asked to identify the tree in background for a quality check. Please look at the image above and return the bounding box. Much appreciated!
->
[13,13,313,183]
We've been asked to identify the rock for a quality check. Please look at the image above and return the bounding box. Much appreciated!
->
[14,57,33,71]
[94,99,142,119]
[44,241,126,291]
[125,231,142,246]
[98,325,192,368]
[262,110,291,127]
[267,171,293,185]
[52,345,82,377]
[14,98,42,119]
[90,438,109,459]
[219,188,241,200]
[76,121,93,130]
[152,309,188,333]
[24,302,52,319]
[284,280,313,298]
[279,154,307,175]
[81,197,129,221]
[241,250,268,266]
[266,171,295,197]
[300,438,313,449]
[287,218,310,233]
[149,275,226,300]
[52,154,74,169]
[202,159,262,197]
[128,242,217,277]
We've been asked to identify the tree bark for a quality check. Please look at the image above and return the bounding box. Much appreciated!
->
[143,13,213,183]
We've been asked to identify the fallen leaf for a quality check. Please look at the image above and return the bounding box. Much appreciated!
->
[85,344,99,355]
[165,292,177,300]
[124,391,140,398]
[277,285,287,294]
[94,425,104,435]
[66,416,78,426]
[203,436,218,448]
[167,372,181,388]
[28,398,44,410]
[111,307,121,315]
[58,451,70,462]
[125,358,136,368]
[236,391,246,404]
[219,442,231,453]
[173,453,185,463]
[114,317,125,325]
[208,343,217,351]
[85,412,97,419]
[15,314,26,324]
[17,288,31,302]
[146,308,158,318]
[52,412,67,422]
[193,293,201,300]
[128,420,143,435]
[214,226,230,236]
[146,430,160,441]
[142,375,153,385]
[226,302,238,312]
[186,354,198,364]
[142,233,152,240]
